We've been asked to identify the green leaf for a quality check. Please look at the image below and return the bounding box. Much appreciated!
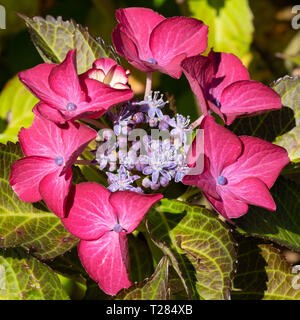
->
[0,142,78,260]
[116,256,170,300]
[230,106,295,143]
[234,177,300,252]
[188,0,254,61]
[0,76,38,144]
[146,199,236,300]
[232,239,300,300]
[272,76,300,163]
[168,266,189,300]
[0,247,69,300]
[128,233,154,283]
[19,14,118,74]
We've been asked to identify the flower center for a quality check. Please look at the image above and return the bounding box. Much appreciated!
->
[66,102,77,111]
[113,224,123,233]
[147,58,157,64]
[217,176,227,185]
[212,99,220,108]
[54,156,64,166]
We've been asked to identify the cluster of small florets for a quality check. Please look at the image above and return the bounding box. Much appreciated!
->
[95,91,192,192]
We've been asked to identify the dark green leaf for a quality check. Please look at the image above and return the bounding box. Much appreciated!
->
[128,233,154,283]
[234,177,300,252]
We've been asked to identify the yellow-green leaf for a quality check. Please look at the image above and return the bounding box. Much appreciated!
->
[0,76,37,144]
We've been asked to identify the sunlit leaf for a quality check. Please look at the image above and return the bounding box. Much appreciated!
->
[146,199,236,300]
[232,238,300,300]
[0,247,69,300]
[272,76,300,163]
[188,0,254,61]
[0,76,37,144]
[116,256,169,300]
[19,14,118,74]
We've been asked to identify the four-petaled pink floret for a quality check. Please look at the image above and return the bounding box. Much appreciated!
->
[181,50,282,125]
[112,7,208,79]
[18,50,134,124]
[9,114,97,218]
[182,116,290,220]
[62,182,163,295]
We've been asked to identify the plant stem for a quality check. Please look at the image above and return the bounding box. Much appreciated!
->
[178,187,202,202]
[144,72,153,99]
[81,118,109,130]
[190,115,205,130]
[74,160,97,165]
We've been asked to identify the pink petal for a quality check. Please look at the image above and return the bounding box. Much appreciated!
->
[220,80,282,120]
[183,156,219,199]
[39,169,73,218]
[112,25,149,72]
[78,231,131,295]
[114,7,164,62]
[212,189,249,219]
[93,58,117,73]
[150,17,208,78]
[201,116,242,177]
[106,65,129,88]
[19,114,64,158]
[61,121,97,170]
[185,127,205,168]
[33,102,66,124]
[155,53,187,79]
[181,55,214,115]
[19,63,64,109]
[222,136,290,188]
[109,191,163,234]
[48,50,86,104]
[224,178,276,212]
[62,183,116,240]
[208,51,250,101]
[83,69,106,83]
[9,156,56,203]
[81,78,134,112]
